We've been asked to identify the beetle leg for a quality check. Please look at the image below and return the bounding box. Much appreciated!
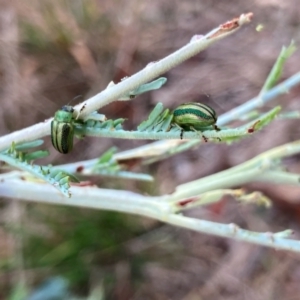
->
[172,123,185,139]
[190,126,208,142]
[214,124,221,131]
[180,128,184,139]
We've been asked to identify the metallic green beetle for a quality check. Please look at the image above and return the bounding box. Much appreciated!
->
[172,102,220,139]
[51,105,75,154]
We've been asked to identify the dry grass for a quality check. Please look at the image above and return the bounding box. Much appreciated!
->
[1,0,300,299]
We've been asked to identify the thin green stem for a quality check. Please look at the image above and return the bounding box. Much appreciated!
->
[1,179,299,252]
[0,13,252,152]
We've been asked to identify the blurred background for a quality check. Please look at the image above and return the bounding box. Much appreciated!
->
[1,0,300,299]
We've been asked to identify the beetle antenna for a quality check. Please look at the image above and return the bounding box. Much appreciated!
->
[67,95,83,106]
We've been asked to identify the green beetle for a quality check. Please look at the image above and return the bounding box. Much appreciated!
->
[51,105,75,154]
[172,102,220,139]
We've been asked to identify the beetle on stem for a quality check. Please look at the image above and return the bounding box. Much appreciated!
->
[172,102,220,140]
[51,105,75,154]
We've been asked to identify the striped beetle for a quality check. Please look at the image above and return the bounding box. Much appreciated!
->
[172,102,220,140]
[51,105,75,154]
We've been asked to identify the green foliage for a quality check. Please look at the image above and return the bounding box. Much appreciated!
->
[261,40,296,93]
[0,7,298,297]
[137,102,173,131]
[23,206,142,287]
[80,118,126,130]
[8,283,28,300]
[0,142,78,197]
[136,103,281,143]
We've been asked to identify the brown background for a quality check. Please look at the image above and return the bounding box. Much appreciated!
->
[1,0,300,299]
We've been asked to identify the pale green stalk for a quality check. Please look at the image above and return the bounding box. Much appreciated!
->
[1,179,299,252]
[2,13,300,252]
[0,13,252,151]
[170,140,300,201]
